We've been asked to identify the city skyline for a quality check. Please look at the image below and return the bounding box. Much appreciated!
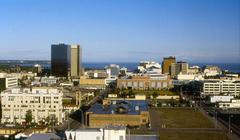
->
[0,0,240,63]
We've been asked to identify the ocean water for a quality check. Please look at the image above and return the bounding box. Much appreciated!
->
[83,62,240,73]
[0,61,239,73]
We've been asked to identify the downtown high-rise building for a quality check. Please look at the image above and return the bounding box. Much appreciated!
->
[70,45,81,78]
[51,43,81,78]
[170,61,188,77]
[162,56,176,74]
[51,43,70,77]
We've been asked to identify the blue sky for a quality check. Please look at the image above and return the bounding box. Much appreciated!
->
[0,0,239,63]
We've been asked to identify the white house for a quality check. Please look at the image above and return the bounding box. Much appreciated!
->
[65,126,126,140]
[210,96,234,103]
[137,61,161,74]
[203,66,222,76]
[218,99,240,109]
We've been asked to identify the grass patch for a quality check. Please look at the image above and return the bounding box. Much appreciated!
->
[150,108,214,128]
[159,132,229,140]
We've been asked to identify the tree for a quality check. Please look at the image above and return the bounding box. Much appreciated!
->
[25,110,32,125]
[128,89,135,98]
[152,91,159,99]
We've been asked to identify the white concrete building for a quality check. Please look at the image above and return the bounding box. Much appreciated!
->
[0,73,18,89]
[203,80,240,96]
[203,66,222,76]
[5,77,18,88]
[32,76,59,86]
[138,61,161,73]
[65,126,126,140]
[144,73,168,80]
[176,73,204,81]
[105,64,120,78]
[1,87,64,124]
[188,66,201,74]
[41,76,59,85]
[218,99,240,109]
[210,96,234,103]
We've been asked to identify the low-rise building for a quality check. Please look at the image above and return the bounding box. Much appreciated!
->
[85,70,108,79]
[1,87,64,124]
[105,64,120,78]
[85,100,149,128]
[65,126,159,140]
[41,76,59,85]
[188,66,201,74]
[176,73,204,81]
[117,76,172,90]
[137,61,161,73]
[80,77,106,89]
[209,95,234,103]
[26,133,61,140]
[0,76,18,90]
[218,99,240,109]
[66,126,126,140]
[203,66,222,77]
[0,73,18,90]
[32,76,59,86]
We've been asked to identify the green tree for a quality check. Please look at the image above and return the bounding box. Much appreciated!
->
[152,91,159,99]
[128,89,135,98]
[25,110,32,125]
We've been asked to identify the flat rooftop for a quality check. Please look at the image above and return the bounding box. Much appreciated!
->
[88,100,148,115]
[127,135,158,140]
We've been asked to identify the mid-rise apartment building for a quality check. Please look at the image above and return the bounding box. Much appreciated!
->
[1,87,64,124]
[203,80,240,96]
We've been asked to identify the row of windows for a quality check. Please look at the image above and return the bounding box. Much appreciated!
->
[2,104,58,108]
[121,82,168,88]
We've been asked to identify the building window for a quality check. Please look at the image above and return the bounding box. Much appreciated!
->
[151,82,155,88]
[163,82,167,88]
[119,136,124,140]
[127,82,132,87]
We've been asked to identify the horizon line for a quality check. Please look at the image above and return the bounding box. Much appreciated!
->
[0,59,239,64]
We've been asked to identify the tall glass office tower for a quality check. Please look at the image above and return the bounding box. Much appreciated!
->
[51,43,70,77]
[51,43,81,78]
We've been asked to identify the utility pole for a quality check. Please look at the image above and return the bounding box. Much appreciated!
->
[229,114,233,135]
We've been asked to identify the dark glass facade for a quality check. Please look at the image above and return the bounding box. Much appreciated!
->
[51,44,70,77]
